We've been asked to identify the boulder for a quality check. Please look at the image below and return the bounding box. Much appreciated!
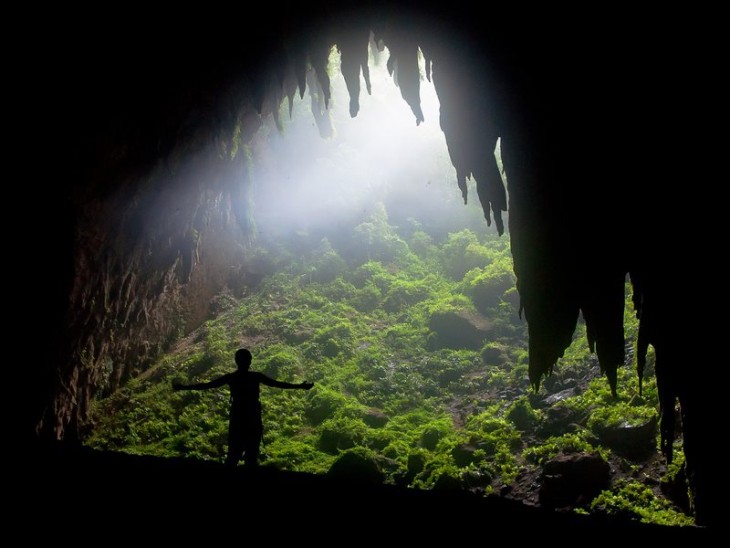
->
[421,426,447,450]
[327,450,384,483]
[462,469,493,488]
[539,452,611,509]
[438,368,461,386]
[451,444,478,467]
[432,472,463,491]
[506,399,538,431]
[593,416,658,459]
[362,408,389,428]
[480,344,508,366]
[543,388,576,406]
[317,423,362,454]
[536,405,585,438]
[407,452,426,476]
[305,392,342,425]
[428,309,492,350]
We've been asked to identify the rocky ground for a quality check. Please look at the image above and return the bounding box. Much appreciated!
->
[18,442,709,542]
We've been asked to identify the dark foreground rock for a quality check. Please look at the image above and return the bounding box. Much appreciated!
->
[593,417,658,459]
[17,443,709,542]
[328,450,384,483]
[540,452,611,508]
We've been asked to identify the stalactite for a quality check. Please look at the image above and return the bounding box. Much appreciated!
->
[580,268,627,396]
[337,19,371,118]
[382,31,424,124]
[309,35,333,110]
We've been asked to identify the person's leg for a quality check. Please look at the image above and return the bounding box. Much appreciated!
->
[243,438,260,467]
[243,422,263,467]
[226,441,244,467]
[226,420,244,467]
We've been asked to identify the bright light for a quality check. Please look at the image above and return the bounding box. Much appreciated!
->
[249,45,483,240]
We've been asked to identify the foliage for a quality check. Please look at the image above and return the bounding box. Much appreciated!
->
[505,397,539,431]
[462,258,516,314]
[439,229,491,280]
[524,432,608,465]
[86,199,686,526]
[590,480,695,526]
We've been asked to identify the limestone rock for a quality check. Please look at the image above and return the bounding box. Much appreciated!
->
[539,452,611,509]
[429,309,492,350]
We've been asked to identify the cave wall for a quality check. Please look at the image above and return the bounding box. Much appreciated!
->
[27,5,717,524]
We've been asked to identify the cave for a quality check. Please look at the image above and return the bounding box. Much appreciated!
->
[23,5,717,533]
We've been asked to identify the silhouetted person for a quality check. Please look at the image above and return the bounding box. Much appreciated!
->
[173,348,313,467]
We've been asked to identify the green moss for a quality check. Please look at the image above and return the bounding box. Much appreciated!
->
[256,344,302,377]
[506,397,539,431]
[524,432,608,465]
[317,416,369,454]
[86,206,680,525]
[590,480,694,526]
[383,279,432,312]
[462,258,515,313]
[305,387,349,425]
[440,229,491,280]
[264,437,335,474]
[587,402,657,431]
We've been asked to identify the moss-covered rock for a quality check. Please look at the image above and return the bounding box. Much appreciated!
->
[480,343,508,366]
[536,404,585,438]
[432,472,464,491]
[421,425,448,450]
[317,417,367,454]
[407,452,427,476]
[327,448,384,483]
[588,404,658,459]
[451,443,478,467]
[539,452,611,509]
[305,389,346,425]
[362,408,389,428]
[428,308,492,350]
[591,416,658,459]
[506,397,538,431]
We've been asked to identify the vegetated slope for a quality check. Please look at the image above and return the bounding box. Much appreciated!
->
[87,203,692,526]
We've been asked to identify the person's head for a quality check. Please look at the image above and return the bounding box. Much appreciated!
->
[235,348,253,370]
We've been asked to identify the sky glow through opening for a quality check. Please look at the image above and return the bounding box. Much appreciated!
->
[249,45,490,244]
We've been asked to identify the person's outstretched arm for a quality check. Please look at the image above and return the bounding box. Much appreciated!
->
[173,375,228,391]
[259,373,314,390]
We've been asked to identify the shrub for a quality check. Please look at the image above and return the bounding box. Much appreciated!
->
[439,229,491,280]
[463,260,515,314]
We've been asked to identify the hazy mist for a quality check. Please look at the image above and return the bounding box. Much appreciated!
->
[249,45,492,245]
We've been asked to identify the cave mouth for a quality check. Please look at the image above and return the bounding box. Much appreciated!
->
[249,42,470,248]
[31,7,716,527]
[81,46,692,529]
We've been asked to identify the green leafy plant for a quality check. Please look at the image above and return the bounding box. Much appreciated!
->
[86,200,684,525]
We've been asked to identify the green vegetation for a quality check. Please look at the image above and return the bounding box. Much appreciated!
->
[590,480,695,526]
[86,200,691,527]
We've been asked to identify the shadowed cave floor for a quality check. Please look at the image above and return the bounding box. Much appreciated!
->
[18,443,710,542]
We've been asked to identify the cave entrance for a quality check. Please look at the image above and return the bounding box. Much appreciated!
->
[33,9,712,528]
[246,43,498,261]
